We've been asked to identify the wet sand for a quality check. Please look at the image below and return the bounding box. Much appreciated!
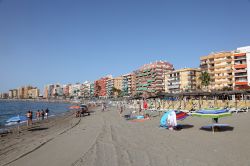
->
[1,107,250,166]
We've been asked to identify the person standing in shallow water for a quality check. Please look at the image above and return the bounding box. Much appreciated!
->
[41,109,45,120]
[26,111,30,126]
[45,108,49,119]
[36,110,40,121]
[30,111,33,125]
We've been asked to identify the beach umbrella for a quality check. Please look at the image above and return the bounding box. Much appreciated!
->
[191,109,232,119]
[69,105,80,109]
[175,111,189,121]
[191,109,232,133]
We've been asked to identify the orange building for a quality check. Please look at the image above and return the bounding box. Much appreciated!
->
[94,76,111,97]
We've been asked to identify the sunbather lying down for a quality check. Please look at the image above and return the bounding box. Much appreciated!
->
[125,114,150,122]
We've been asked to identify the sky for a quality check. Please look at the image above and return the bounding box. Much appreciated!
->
[0,0,250,92]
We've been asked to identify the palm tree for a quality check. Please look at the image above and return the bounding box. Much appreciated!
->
[199,71,211,91]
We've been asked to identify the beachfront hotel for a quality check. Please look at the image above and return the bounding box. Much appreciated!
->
[165,68,201,93]
[134,61,174,95]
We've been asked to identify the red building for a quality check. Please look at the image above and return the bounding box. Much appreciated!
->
[94,77,110,97]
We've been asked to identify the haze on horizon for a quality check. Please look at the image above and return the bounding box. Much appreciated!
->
[0,0,250,92]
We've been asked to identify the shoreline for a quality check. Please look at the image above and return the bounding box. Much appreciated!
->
[0,105,97,166]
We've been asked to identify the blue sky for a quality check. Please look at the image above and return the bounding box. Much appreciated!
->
[0,0,250,92]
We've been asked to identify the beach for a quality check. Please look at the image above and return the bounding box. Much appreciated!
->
[1,106,250,166]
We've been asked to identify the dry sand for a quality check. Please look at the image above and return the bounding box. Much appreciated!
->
[1,106,250,166]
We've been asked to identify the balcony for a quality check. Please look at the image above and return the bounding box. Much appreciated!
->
[234,57,246,61]
[235,69,247,73]
[235,81,248,85]
[168,85,180,89]
[234,53,246,57]
[235,73,247,77]
[234,64,247,69]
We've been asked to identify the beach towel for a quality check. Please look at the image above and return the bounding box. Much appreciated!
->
[168,111,177,127]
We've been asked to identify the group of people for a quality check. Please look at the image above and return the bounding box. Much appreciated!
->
[26,108,50,126]
[75,107,89,118]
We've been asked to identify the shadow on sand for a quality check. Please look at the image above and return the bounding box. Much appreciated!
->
[200,126,234,132]
[175,124,194,130]
[28,127,49,132]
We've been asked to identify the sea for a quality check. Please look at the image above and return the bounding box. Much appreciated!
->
[0,100,73,128]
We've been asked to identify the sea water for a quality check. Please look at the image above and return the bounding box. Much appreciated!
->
[0,100,73,127]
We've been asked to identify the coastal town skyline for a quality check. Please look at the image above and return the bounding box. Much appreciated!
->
[1,0,250,92]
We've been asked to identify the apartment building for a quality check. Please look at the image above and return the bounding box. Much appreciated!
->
[234,46,250,90]
[0,93,9,99]
[94,76,112,97]
[81,81,91,98]
[90,83,95,97]
[28,88,40,99]
[122,73,136,97]
[63,84,71,97]
[200,52,234,90]
[8,90,15,99]
[166,68,201,93]
[134,61,174,95]
[106,77,114,97]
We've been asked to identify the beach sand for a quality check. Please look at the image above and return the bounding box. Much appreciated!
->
[1,106,250,166]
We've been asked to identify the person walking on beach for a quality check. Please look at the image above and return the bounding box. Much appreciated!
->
[26,111,32,126]
[119,102,124,117]
[138,101,142,115]
[26,111,30,126]
[102,102,106,112]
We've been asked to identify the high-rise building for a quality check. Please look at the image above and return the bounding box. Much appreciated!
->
[122,73,136,97]
[8,90,13,99]
[18,87,25,99]
[44,84,54,99]
[0,93,9,99]
[70,83,81,97]
[82,81,91,98]
[166,68,201,93]
[106,77,114,97]
[63,84,71,97]
[94,76,112,97]
[234,46,250,90]
[134,61,174,95]
[28,88,40,99]
[90,83,95,97]
[12,89,18,98]
[200,52,234,90]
